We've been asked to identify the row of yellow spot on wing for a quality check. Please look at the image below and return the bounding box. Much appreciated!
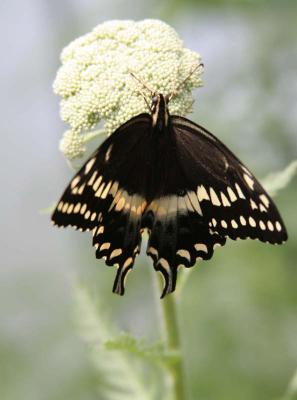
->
[146,196,173,217]
[176,249,191,262]
[67,174,276,242]
[143,183,269,226]
[60,157,96,198]
[92,223,137,294]
[243,173,255,190]
[84,157,96,174]
[69,158,267,214]
[145,194,220,285]
[240,164,256,191]
[209,215,283,233]
[148,239,221,268]
[147,239,224,295]
[195,183,272,218]
[71,183,85,195]
[108,189,147,217]
[57,200,99,221]
[197,183,245,207]
[70,174,268,224]
[70,170,148,219]
[94,233,140,258]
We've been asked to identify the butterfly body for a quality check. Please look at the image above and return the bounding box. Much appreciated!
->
[52,93,287,298]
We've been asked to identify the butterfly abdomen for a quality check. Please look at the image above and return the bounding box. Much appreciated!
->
[151,94,169,132]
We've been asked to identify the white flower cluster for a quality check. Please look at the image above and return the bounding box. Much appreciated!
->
[54,19,203,160]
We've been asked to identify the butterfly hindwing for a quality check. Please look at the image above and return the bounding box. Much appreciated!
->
[143,195,226,297]
[93,191,146,295]
[140,129,226,297]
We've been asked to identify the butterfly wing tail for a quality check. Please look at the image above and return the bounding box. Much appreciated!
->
[92,192,145,295]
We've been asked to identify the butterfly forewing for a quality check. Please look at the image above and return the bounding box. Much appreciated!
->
[171,115,288,245]
[52,114,152,294]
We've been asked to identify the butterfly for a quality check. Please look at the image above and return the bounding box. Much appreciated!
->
[52,85,288,298]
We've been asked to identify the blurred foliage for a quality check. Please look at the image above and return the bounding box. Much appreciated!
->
[167,0,297,9]
[2,0,297,400]
[286,369,297,400]
[74,284,171,400]
[73,158,297,400]
[105,334,180,367]
[263,160,297,197]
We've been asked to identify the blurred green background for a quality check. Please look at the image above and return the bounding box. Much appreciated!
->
[1,0,296,399]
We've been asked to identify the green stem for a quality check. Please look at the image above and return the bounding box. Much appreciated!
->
[155,275,186,400]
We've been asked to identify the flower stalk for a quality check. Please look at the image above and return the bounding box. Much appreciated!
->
[156,275,186,400]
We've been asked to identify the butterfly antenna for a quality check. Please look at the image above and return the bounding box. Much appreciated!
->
[128,70,155,95]
[136,89,152,111]
[128,70,154,111]
[168,62,204,101]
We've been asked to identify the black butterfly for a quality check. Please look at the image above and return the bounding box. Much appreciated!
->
[52,93,288,298]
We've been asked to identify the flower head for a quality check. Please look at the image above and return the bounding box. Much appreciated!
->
[54,19,203,160]
[59,129,86,160]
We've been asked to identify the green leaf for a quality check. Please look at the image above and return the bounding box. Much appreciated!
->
[73,284,171,400]
[262,160,297,197]
[105,333,180,367]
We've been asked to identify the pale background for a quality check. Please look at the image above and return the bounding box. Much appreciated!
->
[1,0,297,399]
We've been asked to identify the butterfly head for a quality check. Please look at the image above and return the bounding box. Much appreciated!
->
[151,93,170,131]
